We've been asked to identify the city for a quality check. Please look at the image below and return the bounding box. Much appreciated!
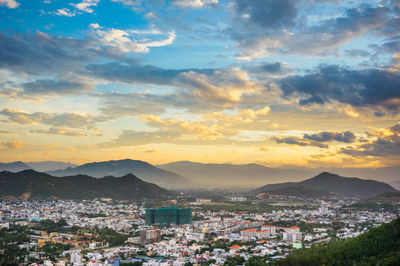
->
[1,190,399,265]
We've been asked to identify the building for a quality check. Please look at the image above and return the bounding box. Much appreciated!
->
[145,207,192,226]
[282,226,302,242]
[70,250,83,265]
[196,198,211,203]
[261,225,277,235]
[231,197,247,202]
[140,229,161,243]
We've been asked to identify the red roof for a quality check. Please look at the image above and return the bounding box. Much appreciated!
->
[229,245,241,249]
[289,226,299,229]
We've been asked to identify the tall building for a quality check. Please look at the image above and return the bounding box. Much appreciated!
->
[140,229,161,243]
[145,207,192,226]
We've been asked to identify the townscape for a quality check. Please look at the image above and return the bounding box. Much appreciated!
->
[1,192,398,265]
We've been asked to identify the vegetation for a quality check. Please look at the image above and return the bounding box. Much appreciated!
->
[254,172,396,198]
[0,170,170,200]
[93,227,129,247]
[276,218,400,266]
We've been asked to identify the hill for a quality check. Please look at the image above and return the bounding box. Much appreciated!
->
[276,217,400,265]
[25,161,77,172]
[0,161,30,172]
[48,159,187,188]
[158,161,313,187]
[253,172,396,198]
[0,170,170,200]
[260,186,332,198]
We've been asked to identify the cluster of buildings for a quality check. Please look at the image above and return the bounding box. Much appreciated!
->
[0,197,398,265]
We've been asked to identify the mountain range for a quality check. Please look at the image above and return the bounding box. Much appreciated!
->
[0,161,30,172]
[253,172,397,198]
[158,161,313,187]
[1,159,399,189]
[159,161,400,189]
[48,159,187,188]
[0,170,170,200]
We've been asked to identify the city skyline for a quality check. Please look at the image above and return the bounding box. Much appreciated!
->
[0,0,399,168]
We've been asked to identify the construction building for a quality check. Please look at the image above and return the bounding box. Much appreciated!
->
[145,207,192,226]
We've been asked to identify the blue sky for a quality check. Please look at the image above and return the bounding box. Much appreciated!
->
[0,0,399,167]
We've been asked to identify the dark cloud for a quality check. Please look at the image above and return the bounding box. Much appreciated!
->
[280,65,400,114]
[86,62,214,86]
[341,123,400,157]
[23,78,93,96]
[304,131,356,143]
[234,0,298,29]
[260,62,281,73]
[0,31,91,75]
[231,2,394,58]
[273,136,329,148]
[341,138,400,157]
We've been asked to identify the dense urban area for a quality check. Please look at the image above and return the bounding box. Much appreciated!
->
[1,190,399,266]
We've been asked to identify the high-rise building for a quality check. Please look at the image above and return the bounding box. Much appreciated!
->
[145,207,192,225]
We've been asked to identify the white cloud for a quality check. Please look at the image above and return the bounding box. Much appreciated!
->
[71,0,99,13]
[55,8,75,17]
[91,24,176,53]
[173,0,218,8]
[0,0,19,8]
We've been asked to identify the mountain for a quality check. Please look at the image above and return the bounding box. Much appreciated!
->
[277,217,400,265]
[253,172,396,198]
[25,161,77,172]
[0,161,31,172]
[261,186,332,198]
[158,161,313,187]
[0,170,170,200]
[48,159,187,188]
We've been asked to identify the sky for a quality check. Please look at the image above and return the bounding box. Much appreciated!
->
[0,0,399,167]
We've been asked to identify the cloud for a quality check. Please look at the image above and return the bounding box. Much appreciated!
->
[172,0,218,8]
[55,8,76,17]
[86,62,191,85]
[32,126,89,137]
[259,62,282,73]
[71,0,99,14]
[303,131,356,143]
[0,0,19,9]
[340,123,400,157]
[272,130,357,148]
[22,77,94,96]
[1,140,23,149]
[280,65,400,115]
[273,136,329,148]
[175,68,262,107]
[234,0,298,30]
[231,2,393,58]
[90,24,176,53]
[0,108,97,129]
[0,31,90,75]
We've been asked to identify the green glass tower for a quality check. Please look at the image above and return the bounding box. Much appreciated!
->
[145,207,192,225]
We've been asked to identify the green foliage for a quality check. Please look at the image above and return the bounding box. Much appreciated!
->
[276,218,400,266]
[0,170,170,200]
[224,256,245,265]
[94,227,128,247]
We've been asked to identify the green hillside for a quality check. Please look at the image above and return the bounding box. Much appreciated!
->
[0,170,171,200]
[276,218,400,266]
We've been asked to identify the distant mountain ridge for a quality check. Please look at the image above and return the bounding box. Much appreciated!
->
[49,159,187,188]
[0,170,170,200]
[0,161,30,172]
[26,161,77,172]
[158,161,313,187]
[253,172,396,198]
